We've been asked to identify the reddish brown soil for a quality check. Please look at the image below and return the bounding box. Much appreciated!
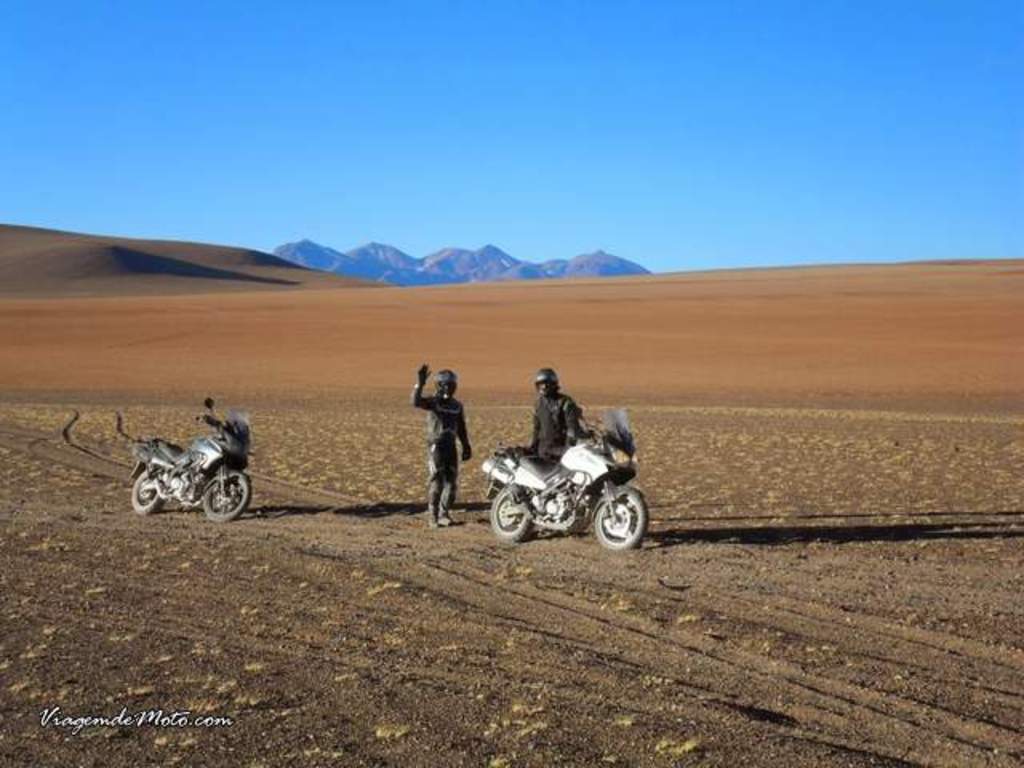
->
[0,223,368,296]
[0,260,1020,409]
[1,261,1022,766]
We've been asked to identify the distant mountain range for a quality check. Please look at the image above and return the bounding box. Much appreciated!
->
[273,240,651,285]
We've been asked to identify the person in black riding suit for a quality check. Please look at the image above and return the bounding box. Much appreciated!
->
[529,368,585,462]
[412,364,472,528]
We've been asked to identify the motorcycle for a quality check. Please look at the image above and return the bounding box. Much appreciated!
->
[129,398,253,523]
[481,409,648,550]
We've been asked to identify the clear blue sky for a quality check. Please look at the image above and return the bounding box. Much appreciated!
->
[1,1,1021,271]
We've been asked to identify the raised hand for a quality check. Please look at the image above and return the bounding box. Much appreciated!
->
[417,363,430,386]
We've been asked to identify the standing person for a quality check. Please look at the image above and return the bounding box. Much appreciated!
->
[412,363,472,528]
[529,367,586,461]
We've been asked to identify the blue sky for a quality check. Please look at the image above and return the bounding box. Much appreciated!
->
[1,1,1020,272]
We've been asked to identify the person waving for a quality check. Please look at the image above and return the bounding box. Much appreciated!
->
[412,363,472,528]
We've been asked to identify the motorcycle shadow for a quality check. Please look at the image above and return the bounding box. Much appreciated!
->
[646,512,1024,549]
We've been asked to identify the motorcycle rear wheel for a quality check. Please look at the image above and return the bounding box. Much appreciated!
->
[490,487,534,545]
[202,471,252,523]
[131,473,164,516]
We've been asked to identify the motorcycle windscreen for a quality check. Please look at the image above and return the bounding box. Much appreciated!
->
[225,410,252,454]
[602,409,636,457]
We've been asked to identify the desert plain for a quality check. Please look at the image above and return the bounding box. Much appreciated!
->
[1,250,1023,766]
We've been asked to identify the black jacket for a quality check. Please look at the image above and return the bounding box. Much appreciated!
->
[530,392,583,460]
[412,384,470,453]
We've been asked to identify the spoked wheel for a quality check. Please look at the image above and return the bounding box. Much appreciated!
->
[131,473,164,515]
[202,471,252,523]
[489,487,534,545]
[593,486,648,551]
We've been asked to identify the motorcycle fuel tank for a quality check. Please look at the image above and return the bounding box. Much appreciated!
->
[190,436,224,469]
[561,444,612,479]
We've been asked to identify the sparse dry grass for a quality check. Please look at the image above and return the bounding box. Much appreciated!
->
[1,395,1022,767]
[3,400,1021,519]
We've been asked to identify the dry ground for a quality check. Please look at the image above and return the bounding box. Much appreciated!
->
[1,262,1023,766]
[0,260,1021,407]
[1,398,1022,767]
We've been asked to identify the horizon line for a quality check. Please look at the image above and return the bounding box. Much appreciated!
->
[2,220,1021,279]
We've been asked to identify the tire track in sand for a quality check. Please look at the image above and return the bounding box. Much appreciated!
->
[410,558,1023,766]
[0,410,370,511]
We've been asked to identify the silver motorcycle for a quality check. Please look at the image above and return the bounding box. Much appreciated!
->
[481,409,648,550]
[129,398,253,522]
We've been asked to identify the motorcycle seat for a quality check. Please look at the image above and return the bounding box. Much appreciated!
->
[155,440,185,461]
[520,456,561,480]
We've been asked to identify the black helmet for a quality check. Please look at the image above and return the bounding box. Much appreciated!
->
[436,369,458,397]
[534,367,559,394]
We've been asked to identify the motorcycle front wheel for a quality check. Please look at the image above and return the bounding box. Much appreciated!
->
[131,473,164,516]
[489,487,534,545]
[202,471,252,523]
[593,486,648,551]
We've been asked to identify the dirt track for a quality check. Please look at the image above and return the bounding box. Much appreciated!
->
[2,398,1022,767]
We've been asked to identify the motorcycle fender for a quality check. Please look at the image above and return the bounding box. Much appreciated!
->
[506,483,532,507]
[201,462,226,494]
[129,461,146,481]
[485,478,504,500]
[596,479,631,509]
[602,480,616,504]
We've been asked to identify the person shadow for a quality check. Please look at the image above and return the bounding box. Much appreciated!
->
[250,500,491,521]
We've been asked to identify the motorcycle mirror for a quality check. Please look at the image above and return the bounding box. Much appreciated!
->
[203,397,215,410]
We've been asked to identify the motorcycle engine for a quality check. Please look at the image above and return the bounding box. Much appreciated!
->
[168,475,186,497]
[538,491,574,526]
[169,454,204,503]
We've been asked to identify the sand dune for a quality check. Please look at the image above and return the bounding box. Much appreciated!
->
[0,258,1020,409]
[0,224,371,296]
